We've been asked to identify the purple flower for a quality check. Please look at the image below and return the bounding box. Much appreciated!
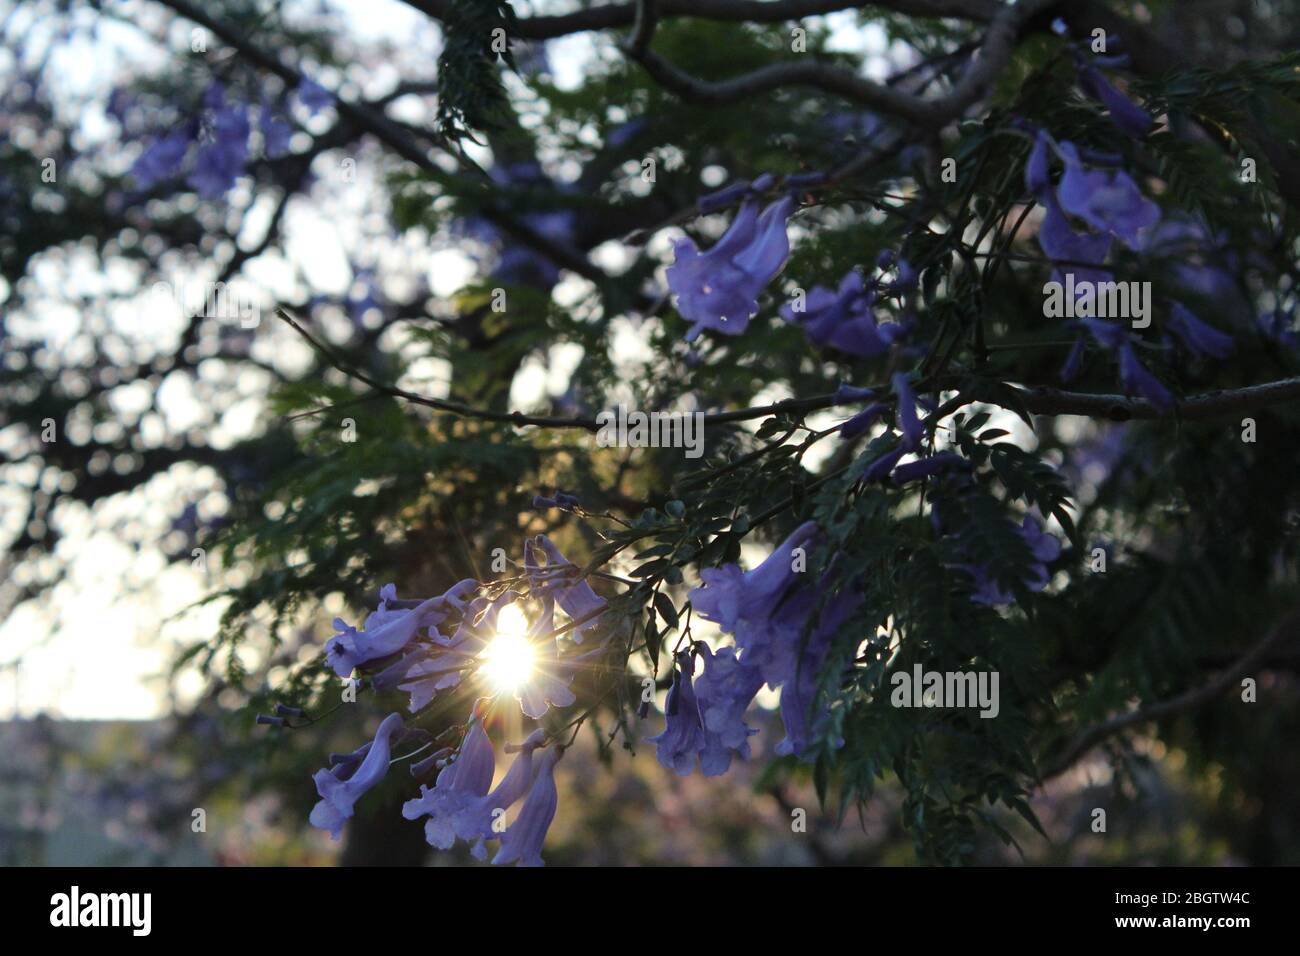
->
[1019,515,1062,580]
[1168,302,1233,359]
[1259,309,1300,348]
[511,599,582,718]
[648,651,710,775]
[667,196,797,341]
[892,373,924,447]
[692,644,763,765]
[402,712,497,849]
[1079,319,1174,411]
[606,117,648,150]
[766,587,859,757]
[1055,142,1158,249]
[1039,192,1114,287]
[697,180,753,214]
[780,270,907,358]
[187,106,250,198]
[526,535,606,642]
[1081,317,1129,350]
[309,712,405,840]
[295,79,334,114]
[1025,132,1052,196]
[131,131,192,189]
[840,402,889,440]
[1078,67,1154,140]
[325,579,479,677]
[965,516,1061,606]
[689,521,820,632]
[861,444,907,483]
[1117,343,1174,411]
[493,746,562,866]
[259,106,292,158]
[891,451,968,485]
[689,523,860,759]
[650,646,762,776]
[460,730,548,857]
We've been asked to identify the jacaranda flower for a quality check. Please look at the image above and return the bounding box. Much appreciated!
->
[891,451,969,485]
[690,521,820,632]
[1055,142,1158,249]
[765,586,860,757]
[1038,191,1114,287]
[1117,342,1174,411]
[1078,67,1154,140]
[296,78,334,114]
[493,745,562,866]
[692,644,764,768]
[309,712,405,840]
[651,646,762,776]
[780,270,907,359]
[840,402,889,440]
[1079,319,1174,412]
[649,651,709,775]
[1168,302,1233,359]
[667,196,797,341]
[131,130,193,189]
[892,373,924,448]
[402,710,496,850]
[965,516,1061,606]
[526,535,606,642]
[462,729,548,858]
[325,579,479,677]
[188,105,250,198]
[689,523,860,759]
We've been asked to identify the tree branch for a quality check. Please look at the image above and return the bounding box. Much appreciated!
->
[147,0,612,287]
[403,0,1001,41]
[1038,608,1300,783]
[619,0,1056,124]
[274,311,1300,434]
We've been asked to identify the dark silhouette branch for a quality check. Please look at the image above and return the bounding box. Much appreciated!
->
[619,0,1056,123]
[1038,609,1300,783]
[402,0,1002,41]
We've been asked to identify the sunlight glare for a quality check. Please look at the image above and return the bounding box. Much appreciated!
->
[481,605,535,692]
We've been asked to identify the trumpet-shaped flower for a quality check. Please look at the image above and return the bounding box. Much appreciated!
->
[668,196,797,341]
[780,270,906,359]
[1168,302,1234,359]
[1055,142,1158,249]
[526,535,606,642]
[309,712,405,840]
[325,579,479,678]
[493,746,562,867]
[188,105,250,198]
[689,521,820,633]
[402,715,496,850]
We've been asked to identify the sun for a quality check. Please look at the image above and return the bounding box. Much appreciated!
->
[480,604,536,693]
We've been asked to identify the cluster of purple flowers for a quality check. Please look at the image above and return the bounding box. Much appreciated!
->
[958,515,1061,607]
[653,521,860,770]
[303,533,608,864]
[130,79,330,198]
[1020,45,1241,409]
[1027,133,1237,408]
[778,251,915,360]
